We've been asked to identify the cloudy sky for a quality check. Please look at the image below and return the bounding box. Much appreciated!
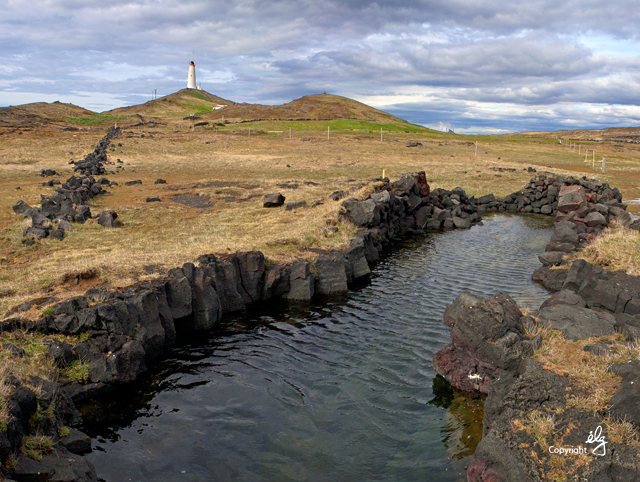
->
[2,0,640,134]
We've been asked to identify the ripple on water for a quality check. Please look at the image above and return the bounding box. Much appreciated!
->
[80,214,553,482]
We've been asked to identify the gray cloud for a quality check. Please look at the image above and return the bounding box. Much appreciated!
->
[2,0,640,132]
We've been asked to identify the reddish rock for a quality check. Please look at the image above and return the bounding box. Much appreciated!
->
[467,459,503,482]
[557,185,587,213]
[414,171,430,197]
[432,342,494,395]
[433,293,539,396]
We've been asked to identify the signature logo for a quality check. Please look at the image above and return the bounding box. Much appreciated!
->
[548,425,608,457]
[585,425,607,456]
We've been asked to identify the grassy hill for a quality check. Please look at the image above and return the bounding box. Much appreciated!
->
[1,91,430,133]
[106,89,233,118]
[206,94,396,122]
[0,101,98,129]
[106,90,430,132]
[201,93,430,132]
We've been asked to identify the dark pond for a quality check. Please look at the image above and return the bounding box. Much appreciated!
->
[78,214,553,482]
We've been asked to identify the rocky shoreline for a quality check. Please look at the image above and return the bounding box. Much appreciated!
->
[434,180,640,480]
[3,143,638,480]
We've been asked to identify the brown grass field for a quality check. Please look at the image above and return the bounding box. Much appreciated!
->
[2,93,640,314]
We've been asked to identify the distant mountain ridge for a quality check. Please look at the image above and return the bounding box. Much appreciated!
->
[518,126,640,143]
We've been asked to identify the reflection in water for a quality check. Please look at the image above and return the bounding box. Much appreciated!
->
[430,375,484,460]
[79,214,553,482]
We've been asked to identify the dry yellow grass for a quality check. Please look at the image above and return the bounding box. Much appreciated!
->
[3,108,640,313]
[0,125,542,312]
[0,358,12,430]
[533,327,640,413]
[511,410,557,451]
[604,415,640,445]
[576,222,640,275]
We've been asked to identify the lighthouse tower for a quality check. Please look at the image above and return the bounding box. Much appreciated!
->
[187,61,197,89]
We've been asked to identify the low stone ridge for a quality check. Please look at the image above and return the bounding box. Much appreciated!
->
[72,126,120,177]
[531,173,635,288]
[12,127,124,245]
[13,173,107,243]
[340,171,614,241]
[339,173,482,259]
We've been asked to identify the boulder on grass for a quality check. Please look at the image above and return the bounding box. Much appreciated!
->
[76,205,91,224]
[97,210,122,228]
[263,193,285,207]
[49,228,65,240]
[285,200,307,211]
[12,200,31,214]
[57,219,74,233]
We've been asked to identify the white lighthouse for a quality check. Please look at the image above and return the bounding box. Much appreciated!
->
[187,61,197,89]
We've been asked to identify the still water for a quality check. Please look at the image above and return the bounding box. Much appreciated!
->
[79,214,553,482]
